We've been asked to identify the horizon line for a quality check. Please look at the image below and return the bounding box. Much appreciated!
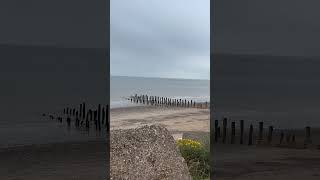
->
[110,75,210,81]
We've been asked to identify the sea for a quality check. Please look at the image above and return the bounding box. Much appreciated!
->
[213,53,320,129]
[110,76,210,109]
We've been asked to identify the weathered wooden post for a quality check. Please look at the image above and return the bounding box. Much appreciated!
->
[292,134,296,143]
[83,102,86,119]
[75,116,79,127]
[222,117,227,144]
[231,121,235,144]
[248,124,253,145]
[102,107,105,125]
[240,120,244,144]
[98,104,101,131]
[86,113,89,129]
[79,104,82,118]
[66,107,69,115]
[67,117,71,127]
[184,99,187,108]
[258,121,264,143]
[94,110,97,130]
[304,126,312,144]
[217,127,221,138]
[215,120,219,142]
[63,108,65,114]
[106,104,110,131]
[267,126,273,144]
[280,131,284,144]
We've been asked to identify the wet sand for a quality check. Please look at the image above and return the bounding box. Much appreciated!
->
[214,144,320,180]
[0,140,108,180]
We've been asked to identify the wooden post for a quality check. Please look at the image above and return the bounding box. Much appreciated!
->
[67,117,71,127]
[304,126,312,144]
[98,104,101,131]
[86,113,89,129]
[94,110,97,130]
[79,104,82,118]
[292,134,296,143]
[258,122,263,144]
[83,102,86,119]
[231,121,235,144]
[106,105,110,131]
[222,118,227,144]
[259,122,263,141]
[280,131,284,144]
[240,120,244,144]
[248,124,253,145]
[102,107,105,125]
[267,126,273,144]
[105,105,109,128]
[217,127,221,138]
[215,120,219,142]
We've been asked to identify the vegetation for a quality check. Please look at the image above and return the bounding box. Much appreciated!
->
[176,139,210,180]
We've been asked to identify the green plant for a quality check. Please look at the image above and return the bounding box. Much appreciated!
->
[176,139,210,180]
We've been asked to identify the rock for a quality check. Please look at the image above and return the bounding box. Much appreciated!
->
[110,125,192,180]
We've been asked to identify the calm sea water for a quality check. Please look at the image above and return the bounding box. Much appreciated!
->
[110,76,210,109]
[213,54,320,129]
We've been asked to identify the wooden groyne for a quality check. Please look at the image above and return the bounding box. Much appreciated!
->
[43,102,109,132]
[127,94,209,109]
[213,118,314,148]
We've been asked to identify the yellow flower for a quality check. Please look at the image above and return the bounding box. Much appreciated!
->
[176,139,202,150]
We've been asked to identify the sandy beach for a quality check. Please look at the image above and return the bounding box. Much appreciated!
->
[111,106,210,133]
[213,144,320,180]
[0,140,108,180]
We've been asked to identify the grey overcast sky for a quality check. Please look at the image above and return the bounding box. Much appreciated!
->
[214,0,320,57]
[111,0,210,80]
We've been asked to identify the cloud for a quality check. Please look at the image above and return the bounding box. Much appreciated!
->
[111,0,210,79]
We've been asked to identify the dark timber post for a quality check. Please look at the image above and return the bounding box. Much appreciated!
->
[83,102,86,119]
[231,121,235,144]
[304,126,311,144]
[248,124,253,145]
[98,104,101,131]
[280,131,284,144]
[240,120,244,144]
[215,120,219,142]
[94,110,97,130]
[258,122,263,144]
[267,126,273,144]
[222,117,227,144]
[102,108,105,125]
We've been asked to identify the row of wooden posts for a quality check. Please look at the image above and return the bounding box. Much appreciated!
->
[46,102,109,132]
[128,94,209,109]
[214,118,312,145]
